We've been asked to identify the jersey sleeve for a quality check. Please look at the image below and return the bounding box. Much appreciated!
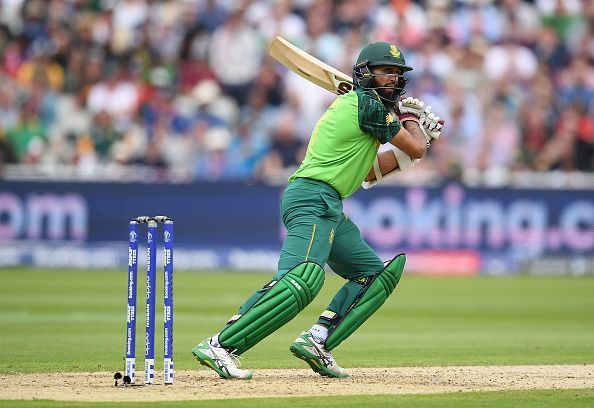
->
[356,90,402,144]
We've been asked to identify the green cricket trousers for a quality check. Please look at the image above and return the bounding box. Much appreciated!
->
[238,177,385,323]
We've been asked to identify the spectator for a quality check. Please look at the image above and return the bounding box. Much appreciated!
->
[519,101,554,170]
[15,41,64,91]
[111,0,148,53]
[448,0,504,46]
[6,103,47,162]
[86,59,140,125]
[478,99,521,173]
[208,7,263,105]
[538,0,582,41]
[500,0,541,45]
[534,107,580,171]
[177,25,217,93]
[534,26,571,73]
[557,57,594,113]
[197,0,229,33]
[89,111,122,162]
[0,79,19,131]
[574,105,594,171]
[258,109,305,179]
[0,129,17,166]
[249,0,306,42]
[195,127,232,181]
[483,36,538,83]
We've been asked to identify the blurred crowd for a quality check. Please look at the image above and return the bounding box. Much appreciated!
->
[0,0,593,182]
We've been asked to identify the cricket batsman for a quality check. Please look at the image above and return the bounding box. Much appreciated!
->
[192,42,444,379]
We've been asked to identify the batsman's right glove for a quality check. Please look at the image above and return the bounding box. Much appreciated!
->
[419,106,443,145]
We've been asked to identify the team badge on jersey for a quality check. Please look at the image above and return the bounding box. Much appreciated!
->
[386,113,394,125]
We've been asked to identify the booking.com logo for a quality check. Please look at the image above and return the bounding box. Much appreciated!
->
[0,192,88,240]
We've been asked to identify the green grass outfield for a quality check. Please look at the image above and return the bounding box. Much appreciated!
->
[0,268,593,406]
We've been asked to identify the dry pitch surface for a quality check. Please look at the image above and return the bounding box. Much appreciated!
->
[1,365,593,402]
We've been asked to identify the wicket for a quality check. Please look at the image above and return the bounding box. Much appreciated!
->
[125,215,174,385]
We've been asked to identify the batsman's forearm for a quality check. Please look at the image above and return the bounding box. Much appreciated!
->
[402,121,427,158]
[365,151,399,182]
[403,121,427,149]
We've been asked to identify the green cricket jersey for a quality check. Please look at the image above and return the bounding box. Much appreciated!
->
[289,88,402,199]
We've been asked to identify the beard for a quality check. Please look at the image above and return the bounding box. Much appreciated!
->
[377,86,395,99]
[375,85,399,107]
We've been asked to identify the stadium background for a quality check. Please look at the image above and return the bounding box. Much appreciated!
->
[0,0,593,275]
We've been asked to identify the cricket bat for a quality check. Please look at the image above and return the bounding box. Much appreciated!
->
[268,36,354,95]
[268,36,445,128]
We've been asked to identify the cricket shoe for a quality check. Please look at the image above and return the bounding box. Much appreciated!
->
[191,338,252,379]
[289,331,348,378]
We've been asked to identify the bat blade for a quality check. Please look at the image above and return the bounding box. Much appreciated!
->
[268,36,354,95]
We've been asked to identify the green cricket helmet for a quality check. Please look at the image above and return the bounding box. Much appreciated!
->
[353,42,412,105]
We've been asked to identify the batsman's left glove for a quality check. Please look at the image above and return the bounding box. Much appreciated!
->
[397,97,424,123]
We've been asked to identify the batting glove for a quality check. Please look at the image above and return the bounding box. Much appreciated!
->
[398,97,425,123]
[419,106,443,145]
